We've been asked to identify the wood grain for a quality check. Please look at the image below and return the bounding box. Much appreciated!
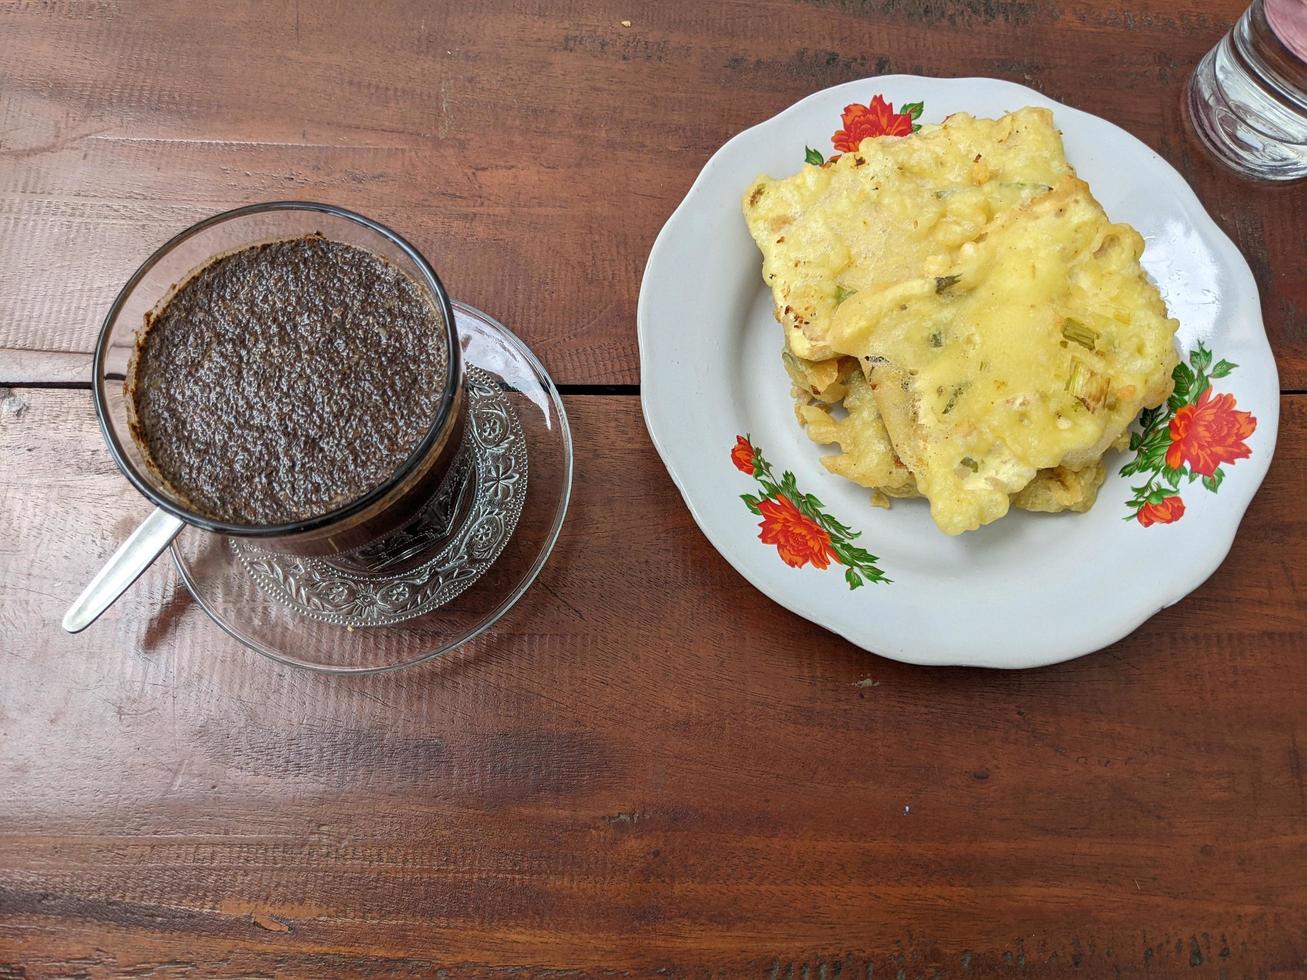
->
[1,389,1304,975]
[1,0,1304,388]
[3,0,1305,973]
[0,348,89,386]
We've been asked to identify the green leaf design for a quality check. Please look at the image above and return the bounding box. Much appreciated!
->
[804,146,825,166]
[1202,468,1224,493]
[1122,434,1167,476]
[817,504,856,533]
[1210,359,1237,379]
[740,493,762,515]
[841,543,882,567]
[857,565,890,585]
[1139,435,1171,464]
[900,100,924,119]
[1189,343,1213,374]
[1169,364,1196,411]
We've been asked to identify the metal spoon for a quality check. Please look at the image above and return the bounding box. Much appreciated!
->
[62,508,184,633]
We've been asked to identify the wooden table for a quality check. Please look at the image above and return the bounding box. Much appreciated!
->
[2,1,1304,975]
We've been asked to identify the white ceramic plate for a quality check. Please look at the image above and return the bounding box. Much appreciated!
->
[638,75,1279,669]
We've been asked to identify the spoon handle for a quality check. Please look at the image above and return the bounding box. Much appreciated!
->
[62,508,185,634]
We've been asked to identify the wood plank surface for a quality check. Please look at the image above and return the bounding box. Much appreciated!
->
[2,0,1305,388]
[1,389,1304,976]
[3,0,1306,974]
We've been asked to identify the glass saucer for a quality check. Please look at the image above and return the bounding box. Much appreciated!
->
[171,302,572,674]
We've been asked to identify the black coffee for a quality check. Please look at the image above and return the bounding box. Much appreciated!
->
[127,236,448,525]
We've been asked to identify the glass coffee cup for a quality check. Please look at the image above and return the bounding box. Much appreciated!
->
[67,202,466,630]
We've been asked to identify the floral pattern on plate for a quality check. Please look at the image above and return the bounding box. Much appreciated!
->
[805,94,923,165]
[1120,343,1257,525]
[732,435,889,588]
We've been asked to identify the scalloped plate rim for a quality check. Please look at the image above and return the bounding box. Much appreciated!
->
[638,74,1280,669]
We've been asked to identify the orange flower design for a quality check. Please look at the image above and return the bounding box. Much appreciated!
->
[832,95,914,152]
[733,436,888,586]
[1165,386,1257,477]
[1136,496,1186,527]
[1121,343,1255,526]
[731,435,756,474]
[757,495,840,570]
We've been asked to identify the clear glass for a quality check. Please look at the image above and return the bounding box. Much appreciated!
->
[170,303,573,674]
[93,202,463,550]
[1187,0,1307,181]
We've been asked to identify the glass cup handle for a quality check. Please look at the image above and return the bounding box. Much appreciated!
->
[62,508,185,634]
